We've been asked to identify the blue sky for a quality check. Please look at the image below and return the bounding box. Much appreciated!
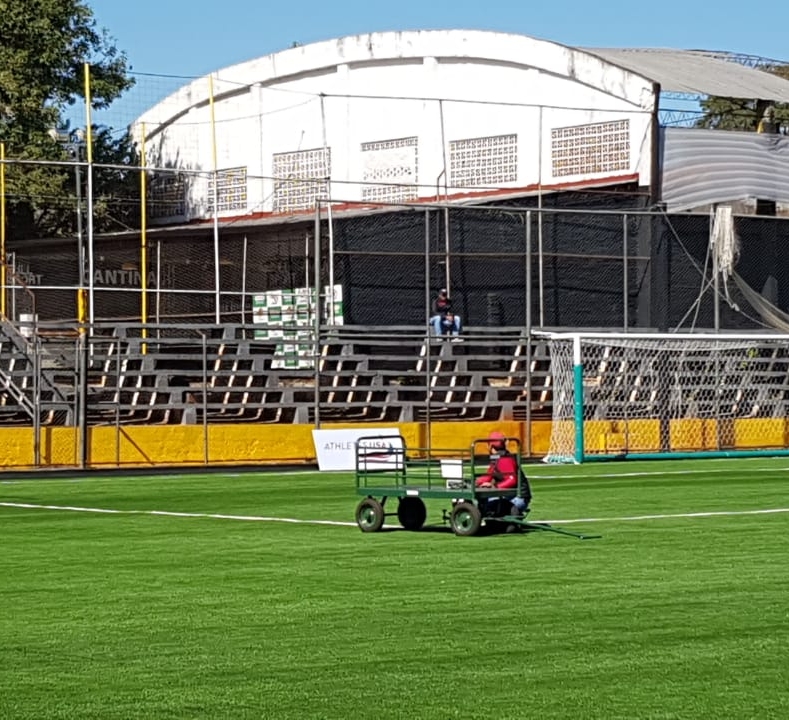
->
[85,0,789,129]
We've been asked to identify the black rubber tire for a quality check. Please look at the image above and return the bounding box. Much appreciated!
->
[397,496,427,531]
[356,497,385,532]
[450,501,482,536]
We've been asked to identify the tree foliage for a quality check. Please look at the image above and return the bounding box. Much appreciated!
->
[0,0,138,240]
[696,63,789,133]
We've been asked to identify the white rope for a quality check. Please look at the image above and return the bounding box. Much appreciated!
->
[711,205,740,308]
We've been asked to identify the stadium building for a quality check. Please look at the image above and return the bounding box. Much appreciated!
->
[136,30,657,217]
[134,29,789,219]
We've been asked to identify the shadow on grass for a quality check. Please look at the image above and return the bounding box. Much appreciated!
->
[378,522,537,537]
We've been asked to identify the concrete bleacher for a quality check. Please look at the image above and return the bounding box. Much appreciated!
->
[6,321,789,428]
[0,322,554,426]
[0,320,74,425]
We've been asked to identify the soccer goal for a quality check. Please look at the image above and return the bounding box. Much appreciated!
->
[542,331,789,463]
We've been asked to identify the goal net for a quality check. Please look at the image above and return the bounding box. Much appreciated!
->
[543,332,789,463]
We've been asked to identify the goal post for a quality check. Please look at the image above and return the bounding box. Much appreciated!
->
[542,331,789,463]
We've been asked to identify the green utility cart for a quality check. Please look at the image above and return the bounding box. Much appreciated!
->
[353,434,598,539]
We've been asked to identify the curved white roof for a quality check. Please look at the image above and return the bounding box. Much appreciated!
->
[138,30,789,125]
[137,29,659,123]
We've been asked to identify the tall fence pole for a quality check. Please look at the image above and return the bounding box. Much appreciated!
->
[537,106,545,326]
[199,330,208,465]
[538,207,545,327]
[313,201,322,429]
[78,333,88,468]
[209,75,221,323]
[320,96,336,325]
[438,99,451,292]
[114,346,121,465]
[327,201,335,324]
[711,208,720,332]
[33,334,41,466]
[140,123,148,341]
[241,234,248,324]
[525,212,532,459]
[623,213,629,332]
[424,209,432,449]
[0,142,5,318]
[622,214,631,445]
[155,241,161,328]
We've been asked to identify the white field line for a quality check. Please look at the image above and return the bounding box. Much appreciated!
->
[537,507,789,524]
[1,501,789,527]
[0,502,358,527]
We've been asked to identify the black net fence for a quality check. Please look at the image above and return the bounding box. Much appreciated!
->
[7,196,789,333]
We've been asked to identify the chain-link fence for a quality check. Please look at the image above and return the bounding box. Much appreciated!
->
[5,187,789,332]
[327,199,789,333]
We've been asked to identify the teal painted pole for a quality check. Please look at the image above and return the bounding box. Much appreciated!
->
[573,335,584,463]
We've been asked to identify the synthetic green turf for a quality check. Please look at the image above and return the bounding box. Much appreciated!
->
[1,458,788,719]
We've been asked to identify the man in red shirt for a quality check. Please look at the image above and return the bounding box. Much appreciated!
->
[476,431,531,516]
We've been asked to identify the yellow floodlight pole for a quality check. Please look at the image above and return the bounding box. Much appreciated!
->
[0,142,6,318]
[140,123,148,345]
[84,62,95,328]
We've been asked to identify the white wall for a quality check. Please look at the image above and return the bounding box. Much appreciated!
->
[133,30,656,222]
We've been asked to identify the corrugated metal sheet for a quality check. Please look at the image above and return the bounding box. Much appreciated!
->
[660,127,789,210]
[582,48,789,102]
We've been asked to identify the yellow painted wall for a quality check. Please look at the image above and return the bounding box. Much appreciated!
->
[669,419,718,451]
[586,419,661,455]
[668,417,788,452]
[587,417,789,455]
[733,418,788,448]
[0,421,555,470]
[4,416,788,471]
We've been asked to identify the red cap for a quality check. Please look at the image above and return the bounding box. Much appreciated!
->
[488,431,506,449]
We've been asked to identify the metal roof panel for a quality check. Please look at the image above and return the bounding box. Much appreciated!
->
[581,48,789,102]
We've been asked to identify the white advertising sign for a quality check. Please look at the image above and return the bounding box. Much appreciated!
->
[312,427,403,471]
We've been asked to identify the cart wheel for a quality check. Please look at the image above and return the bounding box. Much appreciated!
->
[397,496,427,531]
[450,501,482,536]
[356,497,385,533]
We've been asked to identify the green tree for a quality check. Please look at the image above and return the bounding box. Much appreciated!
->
[696,63,789,132]
[0,0,137,240]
